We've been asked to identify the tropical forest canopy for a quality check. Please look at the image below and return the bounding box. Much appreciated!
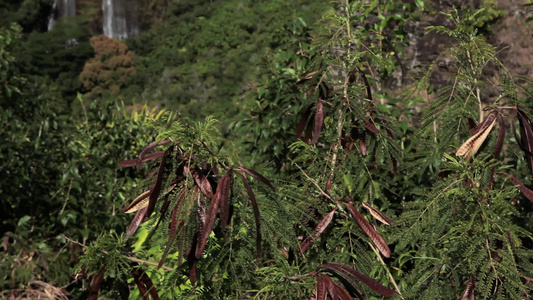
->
[3,0,533,299]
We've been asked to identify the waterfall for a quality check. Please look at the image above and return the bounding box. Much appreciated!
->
[102,0,139,39]
[47,0,76,31]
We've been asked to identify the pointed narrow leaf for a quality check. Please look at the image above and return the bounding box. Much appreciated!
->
[363,118,380,134]
[132,269,150,300]
[126,207,147,239]
[494,114,506,159]
[88,268,106,300]
[460,275,475,300]
[195,188,222,258]
[317,274,327,300]
[332,280,357,300]
[300,209,336,254]
[133,269,160,300]
[238,166,275,191]
[238,173,262,260]
[136,140,171,171]
[217,172,232,231]
[321,274,338,300]
[517,109,533,172]
[119,159,138,168]
[362,202,393,225]
[356,66,372,101]
[323,262,397,297]
[506,174,533,203]
[344,203,391,258]
[312,101,324,144]
[192,169,214,198]
[189,260,197,285]
[158,203,180,269]
[321,263,364,299]
[146,145,172,218]
[296,107,312,140]
[124,190,151,213]
[456,111,497,160]
[467,118,478,134]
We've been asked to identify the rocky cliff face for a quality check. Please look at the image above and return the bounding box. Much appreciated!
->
[398,0,533,102]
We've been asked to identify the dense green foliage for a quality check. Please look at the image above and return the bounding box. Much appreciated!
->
[3,0,533,299]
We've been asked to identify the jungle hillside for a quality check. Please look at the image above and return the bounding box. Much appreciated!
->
[3,0,533,299]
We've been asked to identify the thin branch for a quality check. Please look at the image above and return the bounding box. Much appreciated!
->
[294,163,334,202]
[62,235,174,271]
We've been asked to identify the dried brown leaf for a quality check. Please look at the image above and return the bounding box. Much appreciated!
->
[494,114,506,160]
[317,274,327,300]
[158,203,180,269]
[323,262,397,297]
[195,187,222,258]
[300,209,336,254]
[361,202,393,226]
[123,190,151,213]
[88,268,106,300]
[456,111,497,160]
[217,172,232,231]
[344,203,391,258]
[126,207,148,240]
[363,118,380,134]
[238,166,275,191]
[312,101,324,144]
[192,169,214,198]
[516,109,533,172]
[506,174,533,203]
[460,275,475,300]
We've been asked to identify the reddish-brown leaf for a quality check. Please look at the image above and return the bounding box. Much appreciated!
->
[317,274,327,300]
[296,107,312,140]
[146,145,173,218]
[192,169,214,198]
[494,113,506,160]
[344,203,391,258]
[238,166,275,191]
[217,171,232,231]
[516,109,533,172]
[158,203,180,269]
[468,117,478,134]
[356,66,372,101]
[126,207,148,240]
[132,269,150,300]
[195,187,223,258]
[460,275,475,300]
[190,260,197,285]
[119,152,165,168]
[238,173,262,260]
[319,261,363,297]
[133,269,160,300]
[88,268,106,300]
[137,140,170,171]
[323,262,397,298]
[320,274,338,300]
[506,174,533,203]
[363,118,380,134]
[312,101,324,145]
[332,280,356,300]
[300,209,336,254]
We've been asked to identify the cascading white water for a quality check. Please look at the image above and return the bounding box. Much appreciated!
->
[102,0,139,39]
[47,0,76,31]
